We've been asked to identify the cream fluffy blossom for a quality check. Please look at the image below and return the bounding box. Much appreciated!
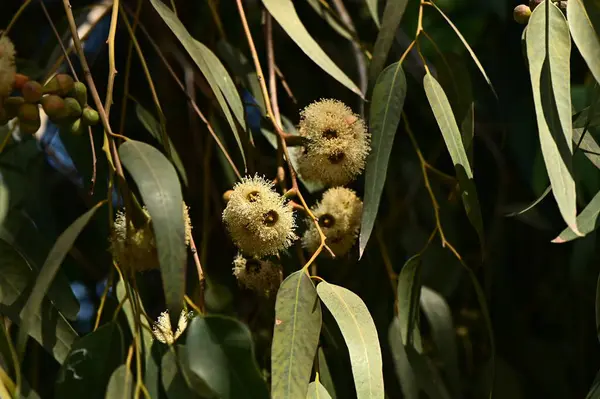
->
[302,187,363,256]
[109,203,192,272]
[0,36,15,98]
[152,310,191,344]
[296,99,370,187]
[222,175,297,257]
[232,253,282,296]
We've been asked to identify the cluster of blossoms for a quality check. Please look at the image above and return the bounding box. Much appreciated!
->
[513,0,567,25]
[152,309,193,345]
[221,99,370,295]
[109,203,192,273]
[0,36,99,136]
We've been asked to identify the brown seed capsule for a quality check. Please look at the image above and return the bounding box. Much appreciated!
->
[21,81,43,103]
[68,82,88,107]
[41,95,68,122]
[18,104,40,135]
[43,74,74,97]
[13,74,29,91]
[64,97,82,119]
[514,4,532,24]
[81,107,99,125]
[19,120,41,135]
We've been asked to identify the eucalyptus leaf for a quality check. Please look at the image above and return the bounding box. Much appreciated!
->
[317,348,336,399]
[306,0,352,40]
[568,0,600,85]
[553,188,600,242]
[307,379,332,399]
[105,364,134,399]
[316,282,384,399]
[388,318,418,399]
[271,270,322,399]
[119,140,186,326]
[423,73,485,246]
[262,0,363,97]
[397,255,422,346]
[149,0,246,170]
[405,345,452,399]
[161,347,202,399]
[360,61,407,257]
[526,1,580,235]
[365,0,381,28]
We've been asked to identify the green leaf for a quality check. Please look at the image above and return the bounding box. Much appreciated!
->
[307,379,332,399]
[360,62,407,257]
[149,0,247,170]
[388,319,418,399]
[316,282,384,399]
[17,201,104,360]
[136,103,188,187]
[0,177,8,227]
[420,286,460,396]
[55,323,125,399]
[553,188,600,242]
[596,273,600,343]
[317,348,336,399]
[365,0,381,28]
[0,239,77,364]
[405,345,452,399]
[526,1,580,236]
[119,140,186,327]
[568,0,600,85]
[261,0,363,97]
[396,255,421,347]
[586,369,600,399]
[105,364,134,399]
[574,127,600,170]
[306,0,353,40]
[368,0,409,86]
[184,315,269,399]
[423,73,485,246]
[161,347,203,399]
[427,1,497,98]
[271,270,322,399]
[115,278,153,355]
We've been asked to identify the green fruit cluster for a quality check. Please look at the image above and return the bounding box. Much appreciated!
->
[0,73,100,136]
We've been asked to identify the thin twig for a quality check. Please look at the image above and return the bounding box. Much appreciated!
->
[39,0,78,79]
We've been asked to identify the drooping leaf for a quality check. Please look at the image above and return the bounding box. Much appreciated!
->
[118,140,186,326]
[184,315,269,399]
[115,278,153,355]
[574,127,600,170]
[360,61,407,257]
[365,0,381,28]
[526,1,580,236]
[149,0,246,170]
[568,0,600,85]
[553,188,600,242]
[0,239,77,364]
[368,0,409,86]
[307,379,333,399]
[420,286,460,396]
[396,255,422,346]
[271,270,322,399]
[17,202,105,359]
[261,0,363,97]
[0,177,8,228]
[55,323,125,399]
[105,364,134,399]
[586,369,600,399]
[427,1,497,98]
[388,319,418,399]
[316,282,384,399]
[161,347,202,399]
[306,0,352,40]
[423,73,485,246]
[136,103,188,187]
[317,348,336,399]
[405,345,452,399]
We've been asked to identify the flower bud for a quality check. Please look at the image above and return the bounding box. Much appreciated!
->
[302,187,363,256]
[222,175,297,257]
[514,4,532,24]
[43,74,74,97]
[41,95,69,122]
[82,107,100,126]
[232,254,282,296]
[13,74,29,91]
[22,81,43,103]
[69,82,88,107]
[18,103,41,135]
[64,97,82,120]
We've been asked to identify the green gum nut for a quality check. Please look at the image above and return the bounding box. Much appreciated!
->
[22,81,43,103]
[69,118,86,136]
[43,74,75,97]
[82,107,100,126]
[69,82,88,107]
[64,97,82,119]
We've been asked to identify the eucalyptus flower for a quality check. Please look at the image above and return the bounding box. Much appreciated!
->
[232,253,282,296]
[152,310,191,345]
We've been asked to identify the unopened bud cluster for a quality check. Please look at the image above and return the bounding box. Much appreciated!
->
[0,37,99,136]
[110,203,192,273]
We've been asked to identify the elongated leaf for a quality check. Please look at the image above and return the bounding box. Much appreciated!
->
[553,188,600,242]
[316,282,384,399]
[262,0,362,97]
[306,0,352,40]
[307,379,332,399]
[596,273,600,343]
[365,0,381,28]
[55,323,125,399]
[360,62,407,258]
[405,345,452,399]
[575,127,600,170]
[161,347,202,399]
[149,0,246,169]
[105,364,133,399]
[368,0,409,86]
[119,140,186,326]
[420,286,460,396]
[586,369,600,399]
[272,270,322,399]
[427,1,497,98]
[317,348,336,399]
[0,177,8,228]
[136,103,188,187]
[423,73,485,245]
[0,239,77,364]
[397,255,421,346]
[527,1,580,235]
[185,315,269,399]
[568,0,600,85]
[388,319,418,399]
[17,202,105,359]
